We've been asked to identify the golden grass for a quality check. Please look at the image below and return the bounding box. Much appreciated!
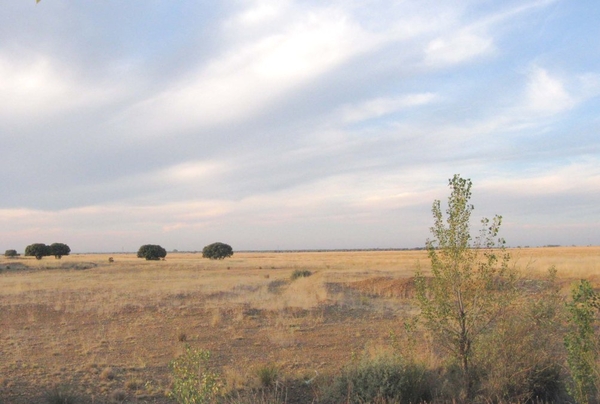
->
[0,247,599,402]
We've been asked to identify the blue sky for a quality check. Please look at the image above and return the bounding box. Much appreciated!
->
[1,0,599,252]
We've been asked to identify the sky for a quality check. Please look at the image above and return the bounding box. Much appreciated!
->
[1,0,599,253]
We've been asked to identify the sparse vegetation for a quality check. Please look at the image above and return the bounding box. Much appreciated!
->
[1,247,600,403]
[202,242,234,260]
[290,269,312,280]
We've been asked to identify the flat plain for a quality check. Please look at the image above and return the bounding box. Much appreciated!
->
[1,247,599,403]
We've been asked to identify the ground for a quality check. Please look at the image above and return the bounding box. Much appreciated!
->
[0,248,598,403]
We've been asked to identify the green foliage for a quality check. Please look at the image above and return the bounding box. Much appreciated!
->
[24,243,51,260]
[323,354,432,404]
[565,280,600,404]
[137,244,167,261]
[49,243,71,259]
[202,242,233,260]
[168,344,223,404]
[290,269,312,280]
[4,249,18,258]
[414,174,517,399]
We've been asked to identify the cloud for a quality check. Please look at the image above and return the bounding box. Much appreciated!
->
[337,93,438,123]
[0,53,120,125]
[424,31,494,66]
[524,67,575,114]
[115,5,380,138]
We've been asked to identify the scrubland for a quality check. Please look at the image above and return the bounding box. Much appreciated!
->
[1,247,599,403]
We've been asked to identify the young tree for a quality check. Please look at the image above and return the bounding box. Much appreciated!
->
[415,174,516,399]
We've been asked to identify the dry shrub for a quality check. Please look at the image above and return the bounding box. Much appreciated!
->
[475,269,568,403]
[110,388,127,402]
[44,385,80,404]
[322,354,433,404]
[256,363,279,389]
[100,367,116,381]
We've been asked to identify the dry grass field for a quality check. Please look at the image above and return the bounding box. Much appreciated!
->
[1,247,599,403]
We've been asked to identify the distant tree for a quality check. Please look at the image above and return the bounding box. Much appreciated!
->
[4,249,19,258]
[137,244,167,261]
[202,242,233,260]
[24,243,51,260]
[49,243,71,259]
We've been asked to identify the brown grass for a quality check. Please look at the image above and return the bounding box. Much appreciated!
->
[0,247,599,403]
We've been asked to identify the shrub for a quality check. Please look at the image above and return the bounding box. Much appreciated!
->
[44,385,80,404]
[4,249,18,258]
[256,364,279,389]
[565,279,600,404]
[323,355,432,404]
[290,270,311,280]
[137,244,167,261]
[475,267,567,403]
[202,242,233,260]
[169,344,223,404]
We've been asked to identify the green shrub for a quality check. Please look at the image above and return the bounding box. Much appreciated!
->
[290,270,311,280]
[565,280,600,404]
[168,344,222,404]
[323,355,432,404]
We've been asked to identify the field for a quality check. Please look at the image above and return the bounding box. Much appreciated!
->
[1,247,599,403]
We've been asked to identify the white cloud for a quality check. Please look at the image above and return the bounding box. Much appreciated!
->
[338,93,438,123]
[0,54,119,123]
[424,31,494,66]
[525,67,575,114]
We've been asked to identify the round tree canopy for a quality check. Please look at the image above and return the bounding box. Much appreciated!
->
[202,242,233,260]
[137,244,167,261]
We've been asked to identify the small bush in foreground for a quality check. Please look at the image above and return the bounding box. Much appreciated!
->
[290,270,311,280]
[169,344,223,404]
[322,355,432,404]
